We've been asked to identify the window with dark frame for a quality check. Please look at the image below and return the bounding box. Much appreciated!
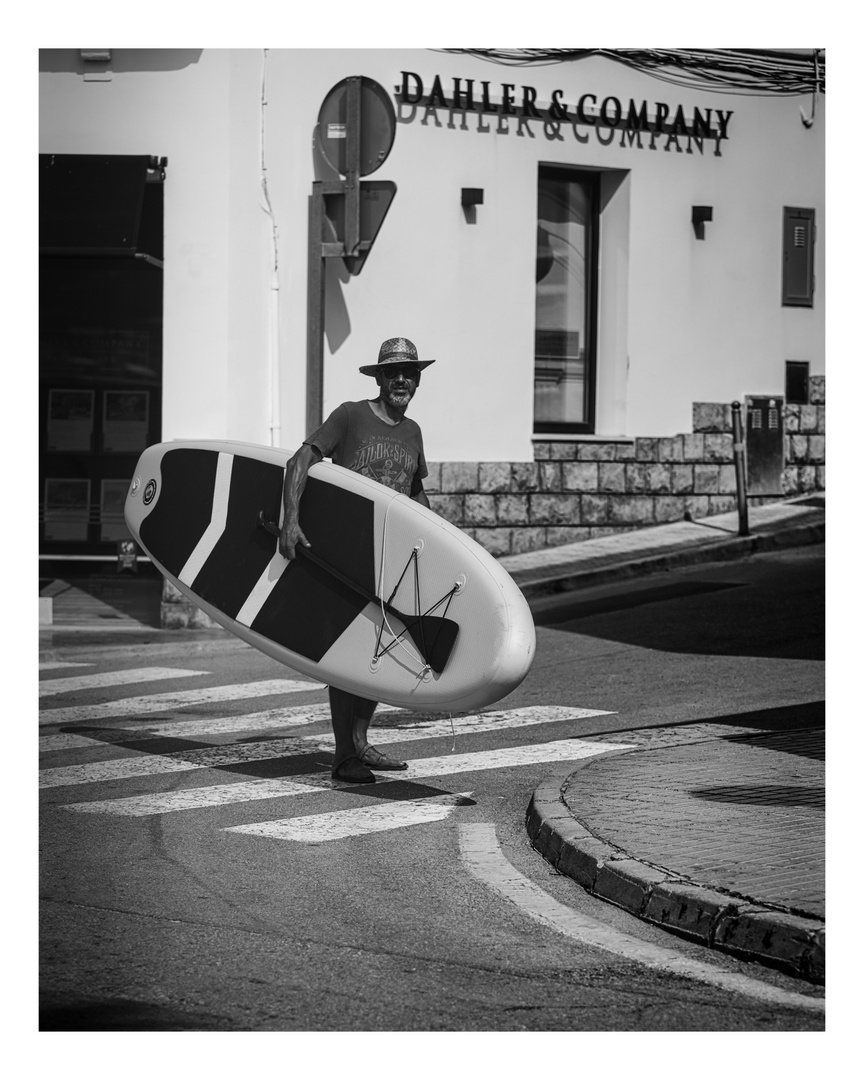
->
[534,166,599,434]
[785,360,810,405]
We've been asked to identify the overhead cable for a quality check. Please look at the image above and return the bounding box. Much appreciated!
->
[438,49,825,97]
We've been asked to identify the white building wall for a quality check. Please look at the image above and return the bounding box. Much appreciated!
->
[39,48,825,463]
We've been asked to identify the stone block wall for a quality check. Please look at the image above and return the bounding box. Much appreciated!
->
[426,377,825,558]
[161,578,219,629]
[783,375,826,496]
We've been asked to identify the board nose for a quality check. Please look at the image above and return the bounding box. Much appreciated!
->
[124,444,162,538]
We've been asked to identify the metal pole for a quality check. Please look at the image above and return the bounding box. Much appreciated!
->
[344,76,361,256]
[306,184,326,435]
[731,401,750,537]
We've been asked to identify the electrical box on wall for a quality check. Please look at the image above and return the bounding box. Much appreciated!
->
[745,396,785,495]
[782,207,815,307]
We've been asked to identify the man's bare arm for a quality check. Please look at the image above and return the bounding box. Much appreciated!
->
[279,443,322,560]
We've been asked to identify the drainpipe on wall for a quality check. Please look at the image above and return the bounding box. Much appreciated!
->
[261,48,282,448]
[268,269,281,448]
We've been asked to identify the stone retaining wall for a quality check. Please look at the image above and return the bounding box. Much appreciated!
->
[426,378,825,558]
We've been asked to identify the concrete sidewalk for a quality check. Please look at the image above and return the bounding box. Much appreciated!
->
[499,491,824,598]
[520,492,825,985]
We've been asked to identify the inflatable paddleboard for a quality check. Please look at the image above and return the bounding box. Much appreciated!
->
[124,440,535,711]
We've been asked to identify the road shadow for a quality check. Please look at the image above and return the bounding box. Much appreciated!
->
[39,996,228,1031]
[533,562,824,661]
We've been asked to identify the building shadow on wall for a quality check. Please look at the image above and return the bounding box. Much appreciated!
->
[324,246,352,355]
[39,50,204,73]
[310,130,353,356]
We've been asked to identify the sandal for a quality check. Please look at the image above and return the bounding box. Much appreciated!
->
[331,755,376,784]
[359,746,408,771]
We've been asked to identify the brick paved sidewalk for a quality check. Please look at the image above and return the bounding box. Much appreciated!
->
[527,722,825,982]
[568,727,824,918]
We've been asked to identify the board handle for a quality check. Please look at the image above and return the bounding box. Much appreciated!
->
[257,513,280,538]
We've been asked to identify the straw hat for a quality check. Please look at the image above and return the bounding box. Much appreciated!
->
[359,337,436,376]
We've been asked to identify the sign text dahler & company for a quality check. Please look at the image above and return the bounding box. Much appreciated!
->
[395,71,734,155]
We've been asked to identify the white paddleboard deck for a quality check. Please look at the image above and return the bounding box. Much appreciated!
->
[125,440,535,711]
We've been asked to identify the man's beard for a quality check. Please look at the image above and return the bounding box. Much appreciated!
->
[385,388,413,407]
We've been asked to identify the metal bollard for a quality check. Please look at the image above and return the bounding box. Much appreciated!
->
[731,401,749,537]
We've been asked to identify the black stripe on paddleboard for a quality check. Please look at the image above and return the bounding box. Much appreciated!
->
[250,479,377,661]
[298,476,377,598]
[139,449,219,577]
[189,455,284,618]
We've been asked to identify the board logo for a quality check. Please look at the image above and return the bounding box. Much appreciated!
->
[129,477,140,497]
[143,479,157,505]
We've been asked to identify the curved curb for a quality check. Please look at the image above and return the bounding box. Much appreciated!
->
[526,771,825,985]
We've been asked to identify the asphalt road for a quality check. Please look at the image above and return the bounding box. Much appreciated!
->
[38,545,825,1034]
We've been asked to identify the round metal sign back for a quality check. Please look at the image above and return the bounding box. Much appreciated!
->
[316,76,396,177]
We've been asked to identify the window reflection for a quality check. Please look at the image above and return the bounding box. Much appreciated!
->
[534,169,595,431]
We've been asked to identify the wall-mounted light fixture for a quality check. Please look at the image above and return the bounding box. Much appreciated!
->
[461,187,484,224]
[80,50,113,81]
[692,205,713,240]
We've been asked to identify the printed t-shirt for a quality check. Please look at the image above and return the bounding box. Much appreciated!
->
[304,400,427,497]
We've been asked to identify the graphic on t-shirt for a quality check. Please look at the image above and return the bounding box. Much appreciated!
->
[348,436,415,494]
[305,401,426,498]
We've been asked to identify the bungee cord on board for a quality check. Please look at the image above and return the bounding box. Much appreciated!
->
[374,499,461,678]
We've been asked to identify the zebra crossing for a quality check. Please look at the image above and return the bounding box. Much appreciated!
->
[39,660,631,843]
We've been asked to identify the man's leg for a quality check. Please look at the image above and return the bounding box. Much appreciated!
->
[354,697,408,771]
[328,687,407,777]
[328,686,375,783]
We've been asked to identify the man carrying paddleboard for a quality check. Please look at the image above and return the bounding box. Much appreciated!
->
[279,337,435,784]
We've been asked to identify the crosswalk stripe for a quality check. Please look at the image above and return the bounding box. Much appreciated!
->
[39,735,326,788]
[38,678,326,726]
[59,739,634,815]
[40,732,114,753]
[39,662,94,672]
[313,707,614,747]
[39,704,339,749]
[39,707,612,786]
[226,792,475,842]
[65,778,330,815]
[39,667,207,697]
[393,740,635,779]
[108,703,399,739]
[78,703,607,743]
